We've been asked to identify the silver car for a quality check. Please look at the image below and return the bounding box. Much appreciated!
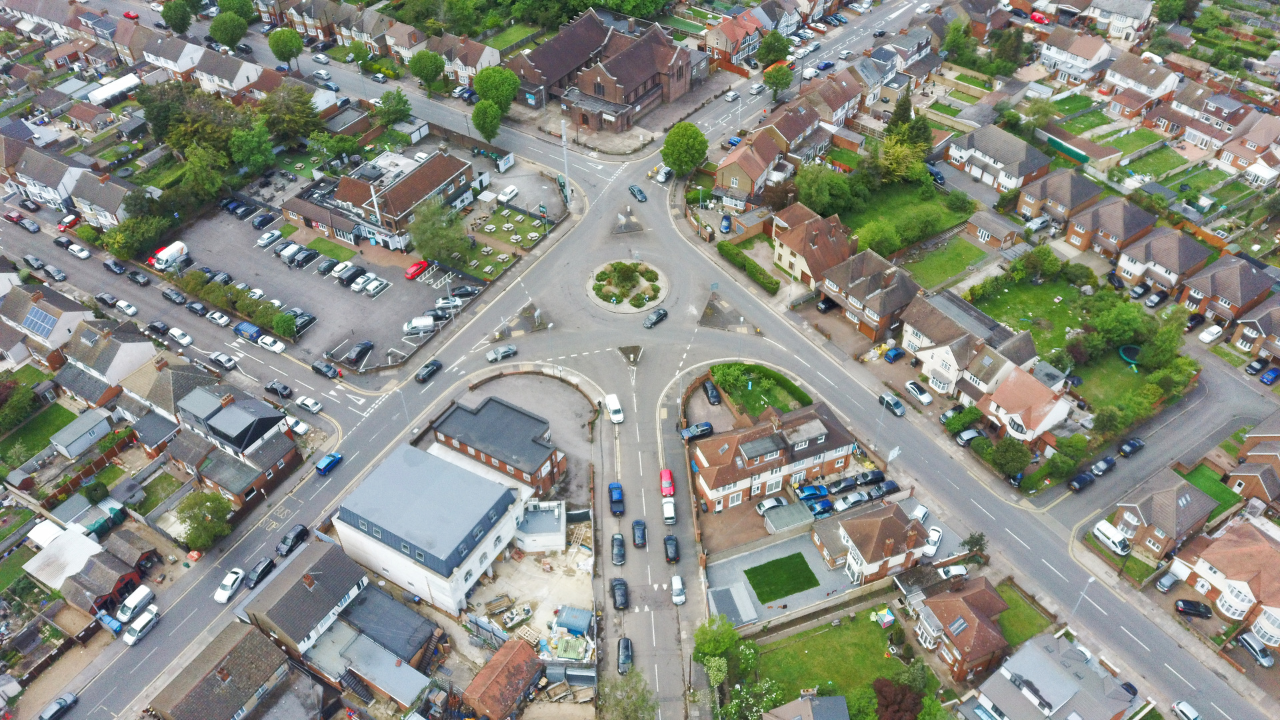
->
[485,344,517,362]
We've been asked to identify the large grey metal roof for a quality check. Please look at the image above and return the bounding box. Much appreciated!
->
[432,397,555,474]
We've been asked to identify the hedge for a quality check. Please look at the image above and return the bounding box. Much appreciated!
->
[717,241,780,295]
[754,365,812,406]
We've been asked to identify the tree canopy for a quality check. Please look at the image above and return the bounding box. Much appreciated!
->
[259,84,322,141]
[763,64,793,101]
[472,99,502,143]
[229,117,275,174]
[177,491,234,550]
[209,13,248,48]
[757,30,791,68]
[474,66,521,114]
[375,89,412,127]
[409,50,446,92]
[407,200,468,261]
[268,27,305,68]
[161,1,193,34]
[218,0,256,22]
[661,122,708,178]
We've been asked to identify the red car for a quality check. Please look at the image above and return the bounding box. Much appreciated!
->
[3,211,22,224]
[405,260,431,280]
[57,215,78,231]
[1030,11,1048,23]
[123,10,139,18]
[660,469,674,497]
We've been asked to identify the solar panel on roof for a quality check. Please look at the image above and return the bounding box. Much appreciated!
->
[23,307,56,338]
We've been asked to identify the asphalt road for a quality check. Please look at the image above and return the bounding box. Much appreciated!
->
[16,1,1276,719]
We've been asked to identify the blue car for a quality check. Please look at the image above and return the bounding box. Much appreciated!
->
[884,347,906,363]
[316,452,343,475]
[797,485,828,501]
[1262,368,1280,385]
[720,215,732,233]
[817,61,834,70]
[806,499,834,515]
[727,136,742,147]
[275,64,289,72]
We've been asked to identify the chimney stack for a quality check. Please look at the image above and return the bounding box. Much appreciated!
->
[153,356,168,372]
[628,17,636,33]
[220,393,235,408]
[98,172,110,184]
[29,290,43,304]
[883,537,895,558]
[906,527,918,549]
[216,667,231,682]
[302,573,315,589]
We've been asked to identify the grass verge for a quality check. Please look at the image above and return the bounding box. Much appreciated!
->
[307,237,357,263]
[901,237,985,288]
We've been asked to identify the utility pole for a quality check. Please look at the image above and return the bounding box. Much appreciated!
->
[560,118,574,208]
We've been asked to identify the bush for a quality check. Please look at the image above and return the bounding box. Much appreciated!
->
[944,406,984,434]
[649,284,660,296]
[1061,262,1097,287]
[595,270,609,282]
[971,436,995,462]
[629,293,647,308]
[81,481,108,504]
[76,225,102,246]
[944,190,975,214]
[718,241,781,295]
[640,267,658,282]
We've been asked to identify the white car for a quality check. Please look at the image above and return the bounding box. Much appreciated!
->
[749,83,766,95]
[810,22,827,31]
[904,380,933,406]
[296,396,324,414]
[436,296,464,311]
[755,497,788,515]
[350,274,373,293]
[1172,702,1201,720]
[364,277,390,297]
[923,526,943,558]
[268,299,283,309]
[115,300,138,316]
[725,90,740,102]
[247,288,265,300]
[256,230,282,247]
[497,185,519,202]
[204,5,219,16]
[330,262,351,278]
[168,328,193,346]
[67,244,90,259]
[802,67,818,79]
[796,47,811,58]
[149,2,163,10]
[938,565,967,579]
[122,605,160,646]
[214,569,244,604]
[370,98,383,108]
[207,311,230,327]
[312,54,330,65]
[839,50,853,59]
[916,3,933,12]
[281,416,310,436]
[1198,324,1223,343]
[259,336,286,353]
[208,352,236,371]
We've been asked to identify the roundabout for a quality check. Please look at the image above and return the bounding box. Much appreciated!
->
[586,260,669,314]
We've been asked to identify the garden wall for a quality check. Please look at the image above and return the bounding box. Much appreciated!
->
[40,430,137,511]
[737,575,897,637]
[922,106,978,132]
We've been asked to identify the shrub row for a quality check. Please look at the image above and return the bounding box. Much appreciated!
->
[717,241,780,295]
[754,365,813,406]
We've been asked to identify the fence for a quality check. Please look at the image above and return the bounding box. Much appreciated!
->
[39,430,138,511]
[737,575,897,637]
[495,32,540,57]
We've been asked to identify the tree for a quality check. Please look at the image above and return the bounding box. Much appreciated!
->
[259,84,321,141]
[1155,0,1185,21]
[177,491,234,550]
[1140,310,1187,369]
[407,200,468,261]
[219,0,256,22]
[904,115,932,147]
[1092,301,1153,347]
[1092,405,1123,434]
[445,0,478,35]
[873,679,922,720]
[348,42,371,65]
[398,0,442,25]
[375,89,411,127]
[123,190,159,219]
[209,13,248,48]
[718,680,784,720]
[763,64,793,101]
[1025,98,1058,129]
[598,672,657,720]
[757,30,791,68]
[180,143,228,202]
[409,50,446,94]
[693,614,740,663]
[896,660,931,695]
[161,0,193,34]
[702,655,728,690]
[104,216,171,258]
[961,531,988,555]
[273,313,297,338]
[0,31,18,50]
[1193,5,1229,30]
[473,66,521,115]
[878,135,925,183]
[944,405,984,434]
[229,117,275,174]
[944,189,974,214]
[268,27,304,69]
[661,122,709,178]
[991,436,1032,477]
[136,82,191,144]
[309,130,361,159]
[993,28,1024,65]
[887,92,913,130]
[860,218,901,257]
[472,99,502,143]
[795,164,853,216]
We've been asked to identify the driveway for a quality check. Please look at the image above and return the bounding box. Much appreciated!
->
[932,161,1003,208]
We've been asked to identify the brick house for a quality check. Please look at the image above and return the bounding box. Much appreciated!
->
[1225,463,1280,508]
[562,26,691,132]
[946,125,1050,192]
[1115,226,1212,292]
[1114,469,1216,566]
[0,286,95,370]
[978,366,1073,451]
[916,577,1009,682]
[705,13,761,67]
[1179,255,1274,325]
[1172,516,1280,645]
[690,404,856,512]
[1144,81,1213,140]
[966,210,1022,250]
[900,292,1037,400]
[758,98,824,161]
[336,7,391,57]
[1231,294,1280,359]
[70,171,130,230]
[286,0,358,43]
[64,102,113,133]
[714,131,782,210]
[799,68,863,127]
[839,503,927,585]
[386,22,427,64]
[150,624,293,720]
[331,151,473,238]
[463,639,544,720]
[1016,169,1103,222]
[55,320,156,409]
[1217,114,1280,185]
[281,197,358,244]
[1039,27,1110,86]
[770,202,853,289]
[1063,197,1155,259]
[820,250,921,340]
[431,397,568,498]
[426,33,500,89]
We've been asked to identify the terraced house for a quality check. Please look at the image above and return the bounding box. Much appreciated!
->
[562,25,691,133]
[287,0,358,43]
[2,0,101,43]
[194,53,264,98]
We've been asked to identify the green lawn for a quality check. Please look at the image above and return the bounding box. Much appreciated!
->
[10,366,51,387]
[1074,353,1149,408]
[1050,155,1080,172]
[1212,345,1250,368]
[956,73,991,90]
[95,464,125,488]
[1060,111,1111,136]
[901,237,986,288]
[949,90,980,104]
[1214,181,1255,206]
[973,280,1083,352]
[1087,533,1158,582]
[132,473,184,516]
[995,583,1051,647]
[1177,464,1242,522]
[307,237,356,263]
[744,553,820,603]
[1220,425,1253,457]
[930,102,961,117]
[838,183,972,239]
[0,547,34,591]
[280,223,299,238]
[132,157,187,190]
[482,23,540,51]
[0,404,76,465]
[1122,147,1185,178]
[1054,95,1094,114]
[736,233,771,251]
[0,507,33,544]
[657,14,707,33]
[1166,168,1229,200]
[1105,129,1164,155]
[827,147,859,168]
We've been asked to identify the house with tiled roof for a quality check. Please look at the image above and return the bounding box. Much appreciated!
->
[150,623,297,720]
[820,250,921,340]
[749,0,802,37]
[714,130,783,210]
[1115,470,1217,565]
[1104,52,1177,107]
[690,403,856,512]
[43,38,97,72]
[1018,169,1103,223]
[330,151,473,239]
[917,577,1009,681]
[431,397,567,497]
[386,22,426,62]
[282,196,358,243]
[118,352,218,425]
[1111,88,1156,122]
[1144,80,1211,140]
[0,286,94,368]
[426,32,500,89]
[759,98,825,161]
[966,210,1022,250]
[463,639,544,720]
[706,13,761,67]
[10,146,89,210]
[55,320,155,408]
[336,7,391,56]
[562,25,691,133]
[1230,293,1280,361]
[763,693,850,720]
[1060,196,1152,259]
[505,10,617,108]
[1179,254,1273,324]
[193,53,263,98]
[1116,226,1211,293]
[1081,0,1152,41]
[1040,27,1111,86]
[64,102,114,133]
[800,68,862,127]
[177,385,299,507]
[3,0,103,43]
[978,366,1072,450]
[252,0,300,26]
[142,35,205,80]
[1218,113,1280,185]
[839,503,928,585]
[1179,94,1256,155]
[946,125,1050,192]
[1172,515,1280,646]
[770,202,853,289]
[110,20,155,66]
[901,291,1035,402]
[1224,461,1280,509]
[244,540,370,655]
[286,0,358,43]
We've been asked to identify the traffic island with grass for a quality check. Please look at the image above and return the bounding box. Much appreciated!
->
[591,261,664,309]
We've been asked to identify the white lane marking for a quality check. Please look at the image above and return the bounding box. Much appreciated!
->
[1041,559,1067,581]
[130,647,158,673]
[970,498,995,519]
[817,371,835,385]
[791,354,811,367]
[1082,593,1108,616]
[1210,703,1235,720]
[168,606,200,636]
[1165,663,1196,690]
[1004,528,1030,549]
[1120,626,1149,651]
[294,380,314,390]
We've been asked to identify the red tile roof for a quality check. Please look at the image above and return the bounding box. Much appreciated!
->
[463,639,543,720]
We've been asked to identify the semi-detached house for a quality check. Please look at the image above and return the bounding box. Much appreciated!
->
[800,69,862,127]
[1039,27,1111,86]
[1103,52,1178,114]
[839,502,927,585]
[143,35,205,80]
[946,125,1050,192]
[1172,516,1280,647]
[714,130,783,209]
[1219,114,1280,187]
[193,52,263,98]
[705,13,761,67]
[1081,0,1153,41]
[55,320,155,409]
[1115,226,1212,293]
[426,33,500,89]
[1231,294,1280,360]
[749,0,802,37]
[1063,196,1155,259]
[820,250,921,341]
[1114,469,1216,566]
[1179,254,1274,324]
[770,202,853,290]
[0,286,95,369]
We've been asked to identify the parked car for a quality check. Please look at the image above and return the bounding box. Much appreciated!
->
[617,636,633,674]
[57,214,78,231]
[659,469,675,497]
[867,480,900,500]
[612,578,629,609]
[703,380,721,405]
[1144,290,1169,308]
[725,90,740,102]
[104,258,127,275]
[95,293,119,307]
[1263,368,1280,386]
[17,200,39,212]
[756,497,788,515]
[245,557,276,588]
[265,380,293,399]
[312,361,339,379]
[922,527,943,558]
[259,336,286,353]
[406,260,431,279]
[1091,456,1116,476]
[116,301,138,316]
[1246,357,1271,375]
[162,288,187,304]
[1198,324,1224,343]
[207,311,230,327]
[720,214,732,233]
[316,452,343,475]
[664,535,680,563]
[37,692,78,720]
[126,270,151,286]
[497,185,519,202]
[816,60,834,70]
[1118,438,1145,457]
[1128,282,1150,300]
[612,534,625,566]
[680,421,713,441]
[884,347,906,363]
[833,492,869,512]
[1105,271,1125,290]
[167,328,193,346]
[879,393,905,416]
[41,266,65,282]
[1239,631,1275,667]
[342,341,374,366]
[186,301,208,317]
[806,499,834,516]
[797,485,828,501]
[1175,599,1213,618]
[1155,572,1178,593]
[1067,472,1095,492]
[956,428,985,447]
[296,396,323,414]
[21,255,44,270]
[450,285,481,298]
[853,469,886,486]
[252,213,277,229]
[213,569,244,603]
[1184,313,1205,333]
[208,352,236,371]
[66,244,90,260]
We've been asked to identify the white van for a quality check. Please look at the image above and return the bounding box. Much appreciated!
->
[122,605,160,646]
[604,394,624,424]
[279,243,303,264]
[671,575,687,605]
[662,497,676,525]
[402,316,436,336]
[1092,520,1131,556]
[116,585,155,624]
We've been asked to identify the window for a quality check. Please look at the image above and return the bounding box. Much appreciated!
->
[467,446,475,455]
[791,471,806,482]
[730,176,738,188]
[358,520,367,530]
[277,459,286,469]
[458,541,469,556]
[1123,511,1138,525]
[1146,538,1162,552]
[729,491,742,506]
[766,478,783,493]
[464,570,473,582]
[416,550,425,561]
[1153,527,1167,539]
[835,458,845,467]
[401,542,411,554]
[494,535,503,547]
[794,440,809,451]
[479,552,489,565]
[472,526,484,541]
[372,527,382,539]
[265,469,273,480]
[817,434,825,443]
[763,450,781,461]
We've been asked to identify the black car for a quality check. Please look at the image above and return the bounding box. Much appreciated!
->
[415,360,443,383]
[617,637,633,674]
[147,320,170,335]
[265,380,293,399]
[312,360,340,378]
[154,20,169,28]
[1067,472,1096,492]
[746,58,758,69]
[873,29,887,37]
[703,380,721,405]
[628,185,648,202]
[1010,7,1029,17]
[127,270,151,286]
[1091,456,1116,476]
[451,285,482,298]
[826,477,860,495]
[163,288,187,304]
[37,693,77,720]
[276,524,309,556]
[303,35,317,46]
[1175,599,1213,619]
[1144,290,1169,308]
[42,265,66,282]
[245,557,277,588]
[1185,313,1206,333]
[854,469,886,486]
[422,309,452,322]
[103,258,127,274]
[611,578,629,609]
[252,213,276,229]
[17,199,39,212]
[343,340,374,366]
[611,533,625,565]
[643,307,668,328]
[234,204,256,219]
[867,480,899,500]
[205,34,217,43]
[291,249,320,268]
[53,236,73,249]
[186,301,209,317]
[1247,357,1271,375]
[236,43,253,54]
[1118,437,1146,457]
[22,255,44,270]
[816,297,838,313]
[1128,282,1150,300]
[94,292,118,307]
[294,313,317,334]
[632,519,647,547]
[317,257,339,276]
[315,40,336,52]
[664,535,679,563]
[1106,271,1125,290]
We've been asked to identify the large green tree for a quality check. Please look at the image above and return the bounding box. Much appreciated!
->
[1192,5,1229,30]
[598,672,657,720]
[718,679,785,720]
[309,130,361,159]
[795,164,852,216]
[209,13,248,48]
[407,200,468,261]
[693,615,740,664]
[103,215,171,259]
[409,50,446,94]
[375,88,411,127]
[229,117,275,174]
[259,84,321,141]
[177,491,234,550]
[1024,98,1058,129]
[763,64,793,101]
[887,91,913,130]
[219,0,256,22]
[473,66,521,115]
[161,0,193,34]
[268,27,305,69]
[135,82,191,142]
[180,143,228,202]
[756,30,791,68]
[661,122,708,178]
[472,99,502,143]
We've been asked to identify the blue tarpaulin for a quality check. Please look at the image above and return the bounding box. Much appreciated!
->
[556,606,592,636]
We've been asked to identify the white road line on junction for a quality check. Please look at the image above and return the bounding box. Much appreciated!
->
[1165,664,1196,690]
[1120,626,1149,651]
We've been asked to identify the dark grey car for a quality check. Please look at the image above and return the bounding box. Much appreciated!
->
[611,533,625,565]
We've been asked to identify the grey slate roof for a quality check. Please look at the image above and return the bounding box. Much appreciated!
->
[168,430,213,467]
[245,541,367,646]
[102,528,155,567]
[433,397,556,474]
[54,364,110,402]
[1130,471,1217,538]
[144,35,196,62]
[341,585,437,661]
[198,452,260,495]
[71,172,131,212]
[1070,197,1155,245]
[64,320,151,376]
[1019,169,1103,218]
[121,352,218,418]
[997,331,1038,367]
[1120,226,1211,275]
[1185,254,1274,308]
[902,297,967,346]
[969,210,1022,239]
[928,290,1015,346]
[979,633,1135,720]
[245,429,295,471]
[132,411,177,449]
[50,408,110,451]
[823,250,920,316]
[1238,293,1280,340]
[951,125,1051,178]
[150,623,288,720]
[1108,51,1173,92]
[193,51,244,82]
[14,148,83,188]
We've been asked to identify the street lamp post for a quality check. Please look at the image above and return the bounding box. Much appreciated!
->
[1071,577,1096,616]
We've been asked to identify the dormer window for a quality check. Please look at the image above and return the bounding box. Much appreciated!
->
[794,440,809,451]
